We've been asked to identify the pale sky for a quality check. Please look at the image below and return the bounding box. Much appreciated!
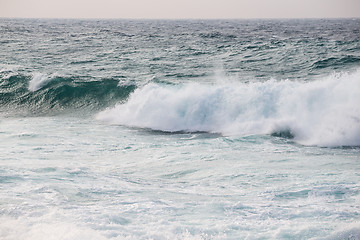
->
[1,0,360,19]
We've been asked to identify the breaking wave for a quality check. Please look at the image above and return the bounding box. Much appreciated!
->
[97,69,360,147]
[0,72,135,115]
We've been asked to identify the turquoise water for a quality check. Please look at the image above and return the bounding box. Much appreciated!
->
[0,19,360,239]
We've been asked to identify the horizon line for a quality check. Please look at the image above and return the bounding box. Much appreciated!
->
[1,16,360,21]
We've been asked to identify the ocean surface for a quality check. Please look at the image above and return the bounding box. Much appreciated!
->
[0,18,360,239]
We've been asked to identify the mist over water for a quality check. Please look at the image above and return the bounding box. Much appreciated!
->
[1,19,360,239]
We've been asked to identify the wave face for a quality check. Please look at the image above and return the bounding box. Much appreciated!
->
[0,71,135,115]
[97,69,360,147]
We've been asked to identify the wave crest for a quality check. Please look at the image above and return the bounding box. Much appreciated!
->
[97,69,360,147]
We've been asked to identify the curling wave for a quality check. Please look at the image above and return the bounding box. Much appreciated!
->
[0,72,135,114]
[97,69,360,147]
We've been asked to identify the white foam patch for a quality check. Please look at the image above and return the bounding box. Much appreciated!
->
[28,73,52,92]
[97,69,360,147]
[0,216,107,240]
[319,223,360,240]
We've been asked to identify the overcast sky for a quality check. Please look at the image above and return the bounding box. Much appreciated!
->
[1,0,360,19]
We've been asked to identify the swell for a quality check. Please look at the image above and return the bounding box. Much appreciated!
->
[0,73,136,115]
[312,55,360,70]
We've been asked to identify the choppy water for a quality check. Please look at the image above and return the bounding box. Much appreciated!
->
[0,18,360,239]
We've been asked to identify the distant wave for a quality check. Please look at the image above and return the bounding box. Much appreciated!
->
[312,55,360,70]
[97,69,360,147]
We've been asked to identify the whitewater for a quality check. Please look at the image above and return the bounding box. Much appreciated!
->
[1,19,360,239]
[97,70,360,147]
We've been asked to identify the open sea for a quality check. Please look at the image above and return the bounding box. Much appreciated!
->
[0,18,360,239]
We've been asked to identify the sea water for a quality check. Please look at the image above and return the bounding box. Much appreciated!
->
[0,19,360,239]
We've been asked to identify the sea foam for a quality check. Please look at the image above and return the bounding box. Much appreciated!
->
[97,69,360,147]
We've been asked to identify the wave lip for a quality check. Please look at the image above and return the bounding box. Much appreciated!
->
[97,69,360,147]
[28,73,52,92]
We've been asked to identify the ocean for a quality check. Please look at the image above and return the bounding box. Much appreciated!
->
[0,18,360,239]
